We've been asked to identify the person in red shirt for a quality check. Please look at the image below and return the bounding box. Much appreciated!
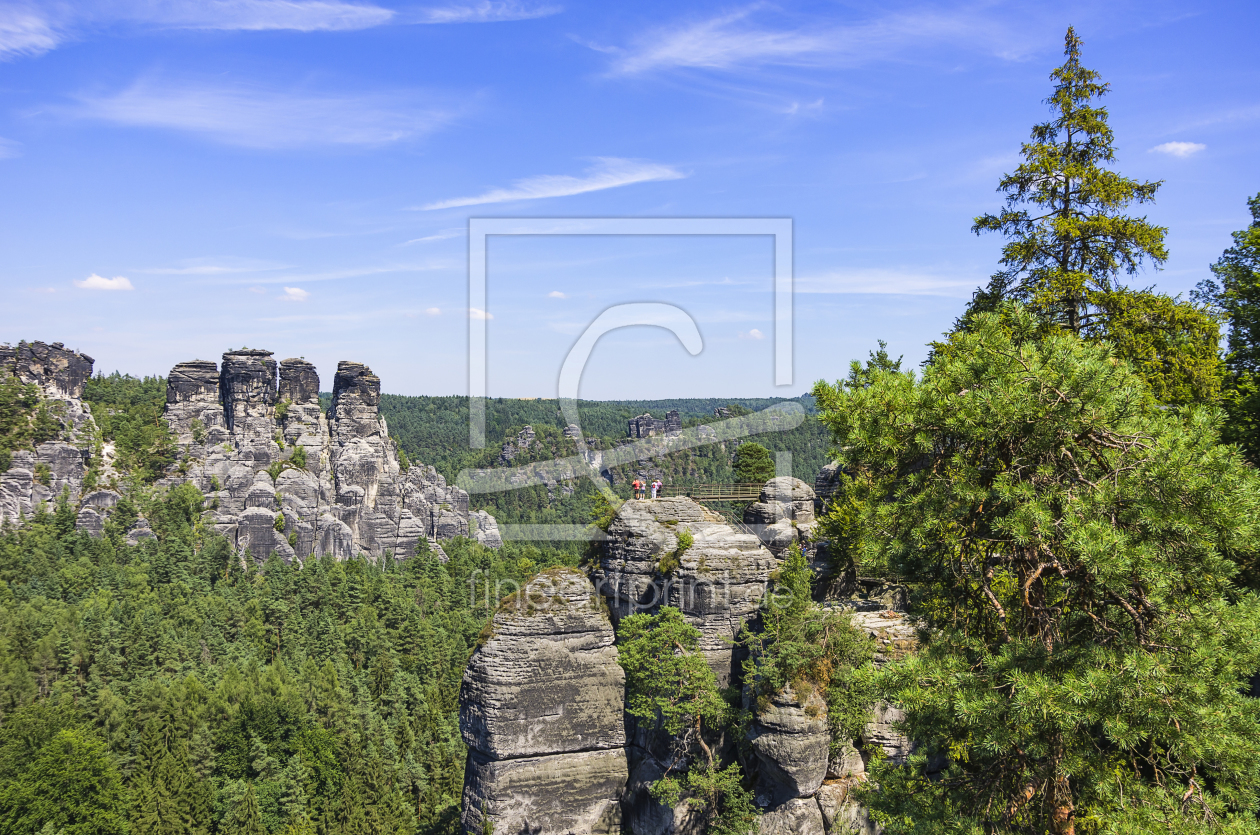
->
[631,478,642,500]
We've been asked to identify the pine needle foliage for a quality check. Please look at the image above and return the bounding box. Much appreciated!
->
[813,305,1260,834]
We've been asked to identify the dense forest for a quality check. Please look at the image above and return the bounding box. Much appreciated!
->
[0,488,574,835]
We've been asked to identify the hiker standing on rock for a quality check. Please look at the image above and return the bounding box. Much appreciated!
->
[631,478,642,500]
[651,479,661,499]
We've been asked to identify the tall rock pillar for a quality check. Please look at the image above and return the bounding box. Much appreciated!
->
[459,569,628,835]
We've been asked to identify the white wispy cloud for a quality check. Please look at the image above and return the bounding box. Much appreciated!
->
[1,1,393,64]
[469,307,493,320]
[412,1,561,24]
[1149,141,1206,158]
[0,137,21,159]
[425,307,441,315]
[602,6,1031,76]
[0,7,57,60]
[75,273,135,291]
[280,286,309,301]
[548,290,567,298]
[795,268,974,297]
[137,0,394,32]
[402,228,464,245]
[738,328,764,340]
[139,257,291,274]
[420,157,686,210]
[60,78,455,149]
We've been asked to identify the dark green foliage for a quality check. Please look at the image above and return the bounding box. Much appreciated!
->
[0,728,129,835]
[378,395,832,531]
[0,376,66,471]
[1196,192,1260,462]
[83,372,176,484]
[0,487,576,835]
[617,608,756,834]
[814,305,1260,833]
[732,442,774,485]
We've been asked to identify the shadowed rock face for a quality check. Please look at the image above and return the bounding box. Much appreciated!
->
[220,349,277,432]
[0,340,94,400]
[277,358,319,405]
[459,569,627,835]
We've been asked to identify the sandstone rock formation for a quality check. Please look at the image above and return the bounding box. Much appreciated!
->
[1,342,99,526]
[594,496,779,686]
[748,683,831,806]
[627,410,681,439]
[2,340,498,562]
[743,476,817,556]
[460,569,627,835]
[159,349,495,563]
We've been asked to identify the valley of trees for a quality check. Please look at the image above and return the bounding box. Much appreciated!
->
[1,25,1259,835]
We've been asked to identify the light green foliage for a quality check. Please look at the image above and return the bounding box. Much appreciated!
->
[650,762,758,835]
[970,28,1167,334]
[733,442,774,485]
[814,305,1260,833]
[83,372,175,484]
[274,400,291,421]
[616,608,754,833]
[0,485,577,835]
[34,462,51,486]
[657,529,693,577]
[1196,192,1260,463]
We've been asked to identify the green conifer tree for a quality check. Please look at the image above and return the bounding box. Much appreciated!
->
[814,305,1260,833]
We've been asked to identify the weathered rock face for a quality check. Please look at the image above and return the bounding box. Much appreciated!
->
[759,797,826,835]
[748,683,831,806]
[459,569,627,835]
[744,477,817,557]
[0,342,99,526]
[594,496,779,686]
[157,350,496,563]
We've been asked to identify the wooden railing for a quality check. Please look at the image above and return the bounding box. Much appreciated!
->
[661,483,764,502]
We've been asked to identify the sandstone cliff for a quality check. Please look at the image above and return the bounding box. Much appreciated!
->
[460,568,627,835]
[158,349,500,562]
[1,340,500,562]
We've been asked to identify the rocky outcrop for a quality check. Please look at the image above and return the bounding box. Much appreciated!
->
[460,569,627,835]
[748,683,831,806]
[594,496,779,686]
[156,350,497,563]
[744,476,817,557]
[0,342,98,526]
[627,410,681,439]
[813,461,843,512]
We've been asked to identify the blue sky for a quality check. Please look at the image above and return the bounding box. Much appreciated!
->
[1,1,1257,399]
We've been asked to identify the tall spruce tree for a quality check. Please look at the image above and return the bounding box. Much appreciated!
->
[814,306,1260,834]
[971,27,1166,332]
[963,27,1222,403]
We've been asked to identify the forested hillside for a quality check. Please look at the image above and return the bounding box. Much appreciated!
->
[379,394,833,530]
[0,487,574,835]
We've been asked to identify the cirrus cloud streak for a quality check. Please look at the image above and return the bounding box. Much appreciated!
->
[420,157,686,210]
[56,78,457,149]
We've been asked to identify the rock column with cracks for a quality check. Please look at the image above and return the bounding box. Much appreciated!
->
[459,568,627,835]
